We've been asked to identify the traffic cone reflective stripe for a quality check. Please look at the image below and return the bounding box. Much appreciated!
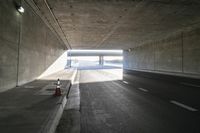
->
[54,79,61,96]
[54,86,61,96]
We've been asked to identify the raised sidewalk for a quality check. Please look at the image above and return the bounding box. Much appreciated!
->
[0,69,77,133]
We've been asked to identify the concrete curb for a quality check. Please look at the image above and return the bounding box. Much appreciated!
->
[40,95,67,133]
[67,68,78,98]
[66,70,80,111]
[39,69,78,133]
[70,68,78,85]
[56,70,81,133]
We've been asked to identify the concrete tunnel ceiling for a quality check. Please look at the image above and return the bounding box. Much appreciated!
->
[32,0,200,50]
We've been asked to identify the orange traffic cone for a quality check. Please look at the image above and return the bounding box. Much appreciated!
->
[54,79,61,96]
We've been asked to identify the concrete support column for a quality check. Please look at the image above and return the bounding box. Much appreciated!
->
[99,56,104,66]
[67,57,72,67]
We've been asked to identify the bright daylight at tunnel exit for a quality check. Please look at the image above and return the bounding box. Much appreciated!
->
[66,50,123,83]
[0,0,200,133]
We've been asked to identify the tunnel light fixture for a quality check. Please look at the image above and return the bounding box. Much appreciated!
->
[17,6,24,13]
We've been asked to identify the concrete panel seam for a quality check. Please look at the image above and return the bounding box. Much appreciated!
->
[23,0,66,48]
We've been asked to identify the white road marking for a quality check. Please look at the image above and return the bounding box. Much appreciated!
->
[138,88,148,92]
[122,81,129,84]
[170,100,198,112]
[180,82,200,88]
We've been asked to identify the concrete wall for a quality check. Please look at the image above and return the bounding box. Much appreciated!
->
[123,27,200,78]
[0,0,66,92]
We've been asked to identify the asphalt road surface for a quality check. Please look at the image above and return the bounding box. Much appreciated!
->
[79,69,200,133]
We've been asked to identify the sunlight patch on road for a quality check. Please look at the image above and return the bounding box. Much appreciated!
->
[79,69,122,83]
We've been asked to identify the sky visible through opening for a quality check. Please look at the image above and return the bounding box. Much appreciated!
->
[67,50,123,69]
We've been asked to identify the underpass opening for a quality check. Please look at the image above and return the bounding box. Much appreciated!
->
[67,50,123,83]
